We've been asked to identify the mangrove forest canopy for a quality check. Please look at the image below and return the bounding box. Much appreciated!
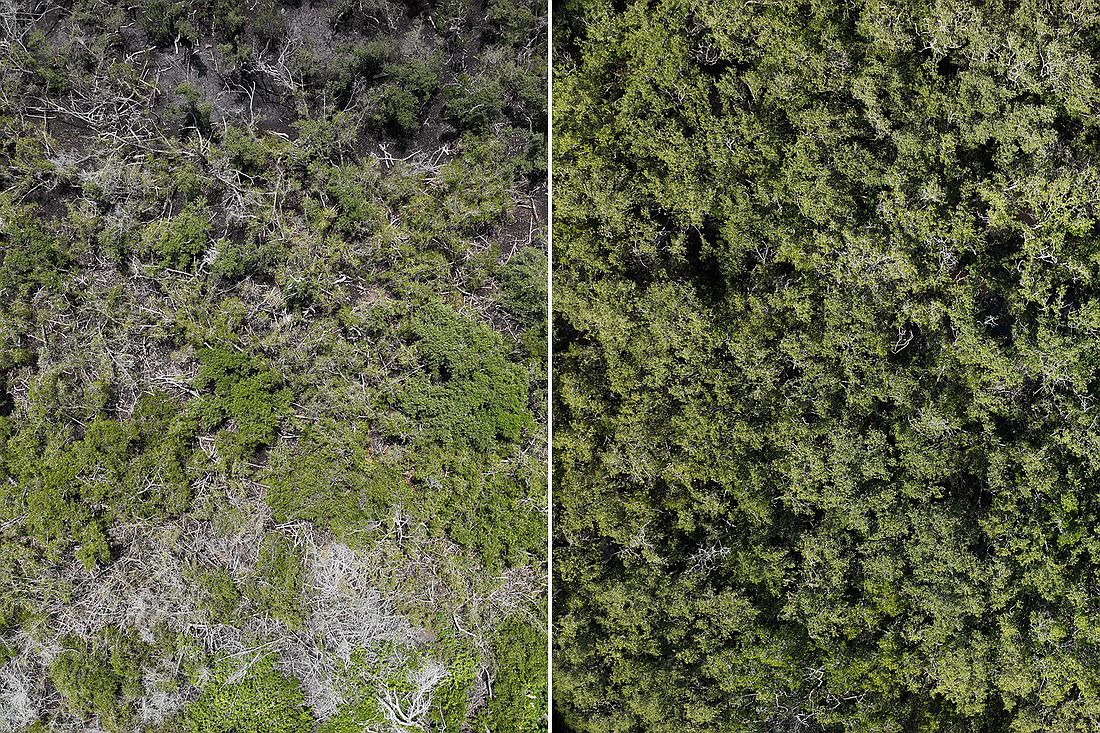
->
[554,0,1100,731]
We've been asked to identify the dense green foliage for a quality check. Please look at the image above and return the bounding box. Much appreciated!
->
[193,347,292,466]
[555,0,1100,731]
[0,0,546,728]
[242,533,307,629]
[181,657,312,733]
[402,301,530,450]
[50,628,153,731]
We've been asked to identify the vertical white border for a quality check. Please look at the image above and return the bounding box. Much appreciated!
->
[545,0,554,725]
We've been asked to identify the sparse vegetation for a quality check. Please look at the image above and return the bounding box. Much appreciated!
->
[0,0,546,728]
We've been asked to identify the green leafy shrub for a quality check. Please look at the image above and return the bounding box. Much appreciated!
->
[453,131,537,201]
[391,138,514,241]
[50,628,152,732]
[386,55,443,101]
[199,0,245,38]
[492,616,547,730]
[400,301,530,451]
[10,133,56,178]
[359,37,396,72]
[500,67,546,132]
[51,640,116,722]
[444,80,505,133]
[242,533,306,629]
[411,446,544,570]
[262,424,401,532]
[374,84,421,136]
[477,617,547,733]
[320,38,395,103]
[31,54,70,95]
[292,111,359,164]
[170,83,214,138]
[432,643,480,732]
[190,564,241,623]
[193,347,292,464]
[323,162,384,236]
[139,0,186,47]
[126,391,197,516]
[181,656,313,733]
[551,2,1100,730]
[486,0,539,46]
[211,231,287,279]
[500,247,547,328]
[222,125,269,175]
[318,701,382,733]
[74,519,112,571]
[7,422,109,566]
[1,394,199,568]
[0,207,69,300]
[318,647,384,733]
[124,437,194,515]
[141,201,211,270]
[249,0,288,46]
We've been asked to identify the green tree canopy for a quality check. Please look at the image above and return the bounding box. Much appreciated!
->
[555,0,1100,731]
